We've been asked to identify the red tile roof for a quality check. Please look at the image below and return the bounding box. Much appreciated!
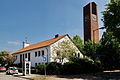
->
[13,35,66,54]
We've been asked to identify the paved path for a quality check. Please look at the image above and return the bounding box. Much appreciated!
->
[0,72,28,80]
[1,70,120,80]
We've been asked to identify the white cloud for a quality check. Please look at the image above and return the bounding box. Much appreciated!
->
[7,41,20,45]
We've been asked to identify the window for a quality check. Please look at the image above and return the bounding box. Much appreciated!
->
[35,63,37,67]
[28,53,30,61]
[23,54,24,61]
[20,54,22,63]
[78,53,80,57]
[25,53,27,58]
[74,53,77,57]
[38,51,40,56]
[42,50,44,56]
[16,55,17,59]
[56,51,60,56]
[35,52,37,57]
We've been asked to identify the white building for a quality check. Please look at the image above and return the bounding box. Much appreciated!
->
[13,34,83,67]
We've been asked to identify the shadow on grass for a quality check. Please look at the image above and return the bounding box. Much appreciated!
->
[56,72,120,80]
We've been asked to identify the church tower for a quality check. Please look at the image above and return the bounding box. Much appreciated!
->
[83,2,99,43]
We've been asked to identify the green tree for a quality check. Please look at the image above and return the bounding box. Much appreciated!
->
[36,64,45,74]
[72,35,83,52]
[53,40,79,63]
[98,32,120,70]
[101,0,120,69]
[82,40,100,58]
[0,51,14,67]
[102,0,120,41]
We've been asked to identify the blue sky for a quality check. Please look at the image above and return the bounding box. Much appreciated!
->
[0,0,110,53]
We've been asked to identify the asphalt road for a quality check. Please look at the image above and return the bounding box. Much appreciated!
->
[0,72,28,80]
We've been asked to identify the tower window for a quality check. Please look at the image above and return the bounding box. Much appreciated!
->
[92,2,97,15]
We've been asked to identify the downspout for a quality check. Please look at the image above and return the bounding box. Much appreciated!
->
[46,48,49,63]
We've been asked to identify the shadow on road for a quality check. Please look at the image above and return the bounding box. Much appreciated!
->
[56,72,120,80]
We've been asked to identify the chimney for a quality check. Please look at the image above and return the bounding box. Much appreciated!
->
[23,41,30,48]
[55,34,60,38]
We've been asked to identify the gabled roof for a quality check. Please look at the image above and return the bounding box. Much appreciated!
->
[13,35,67,54]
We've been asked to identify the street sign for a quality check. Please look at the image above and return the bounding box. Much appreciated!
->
[94,55,100,60]
[43,57,47,61]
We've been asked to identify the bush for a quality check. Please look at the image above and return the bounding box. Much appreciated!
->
[31,67,37,74]
[46,62,62,75]
[77,57,103,73]
[11,63,22,68]
[36,64,45,74]
[60,61,82,75]
[69,57,103,74]
[35,58,103,75]
[17,67,22,73]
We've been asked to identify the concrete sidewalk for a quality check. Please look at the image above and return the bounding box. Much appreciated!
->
[13,70,120,80]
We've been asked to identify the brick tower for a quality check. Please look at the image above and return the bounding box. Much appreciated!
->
[83,2,99,43]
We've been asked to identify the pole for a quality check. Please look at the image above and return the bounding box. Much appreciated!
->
[93,27,105,42]
[46,48,48,63]
[44,62,46,76]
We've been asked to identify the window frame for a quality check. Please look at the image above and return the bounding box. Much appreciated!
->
[35,51,37,57]
[38,51,41,56]
[42,50,44,56]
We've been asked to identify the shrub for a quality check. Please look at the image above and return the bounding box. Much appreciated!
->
[60,61,82,75]
[46,62,62,75]
[17,67,22,73]
[36,64,45,74]
[35,58,103,75]
[78,57,103,73]
[31,67,37,74]
[69,57,103,74]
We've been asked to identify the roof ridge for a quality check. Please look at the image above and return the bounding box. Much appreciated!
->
[24,34,66,48]
[13,34,67,54]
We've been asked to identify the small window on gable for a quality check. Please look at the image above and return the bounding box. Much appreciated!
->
[56,51,60,56]
[75,53,77,57]
[78,53,80,57]
[35,52,37,57]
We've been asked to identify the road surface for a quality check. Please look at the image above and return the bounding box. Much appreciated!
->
[0,72,28,80]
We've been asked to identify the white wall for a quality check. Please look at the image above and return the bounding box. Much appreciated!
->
[13,35,83,67]
[14,54,20,64]
[14,47,50,67]
[50,35,83,63]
